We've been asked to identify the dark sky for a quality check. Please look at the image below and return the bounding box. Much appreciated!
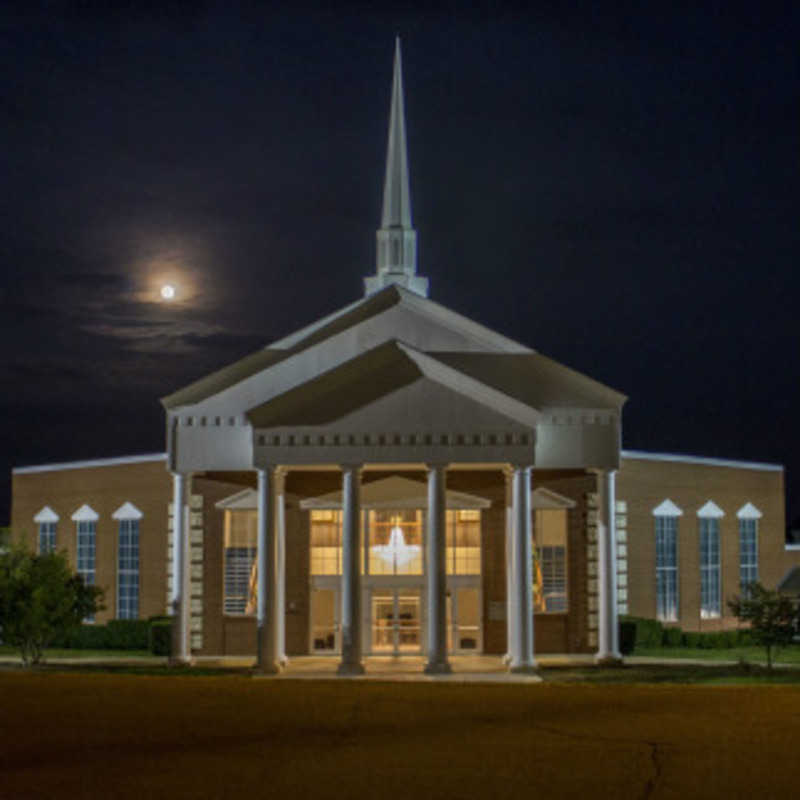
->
[1,1,798,526]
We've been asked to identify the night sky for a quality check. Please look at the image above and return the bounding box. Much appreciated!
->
[1,2,798,527]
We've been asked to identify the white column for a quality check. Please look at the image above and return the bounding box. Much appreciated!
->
[257,467,281,673]
[510,465,537,673]
[424,463,451,674]
[338,464,364,675]
[277,468,288,666]
[596,469,622,663]
[503,468,516,665]
[170,472,191,664]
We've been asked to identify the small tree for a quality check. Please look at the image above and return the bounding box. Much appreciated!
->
[728,582,797,670]
[0,543,104,665]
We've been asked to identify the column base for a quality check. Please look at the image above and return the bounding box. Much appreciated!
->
[594,653,624,667]
[509,662,539,675]
[501,652,512,665]
[279,655,290,667]
[337,662,365,676]
[253,661,282,675]
[423,661,452,675]
[168,656,194,668]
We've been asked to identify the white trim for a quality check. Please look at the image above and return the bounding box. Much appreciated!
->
[71,504,99,522]
[736,502,763,520]
[112,502,144,521]
[621,450,782,472]
[652,499,683,517]
[33,506,59,523]
[785,544,800,552]
[13,453,167,475]
[531,488,576,510]
[697,500,725,519]
[216,489,259,511]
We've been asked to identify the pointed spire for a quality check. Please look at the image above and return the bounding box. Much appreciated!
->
[365,37,429,298]
[381,37,412,229]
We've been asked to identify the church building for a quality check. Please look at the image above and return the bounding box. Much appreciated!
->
[11,41,800,673]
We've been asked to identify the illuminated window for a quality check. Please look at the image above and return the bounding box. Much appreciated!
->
[369,510,422,575]
[533,509,567,613]
[446,509,481,575]
[117,519,139,620]
[655,515,679,622]
[699,518,721,618]
[224,510,257,615]
[310,510,342,575]
[38,522,57,554]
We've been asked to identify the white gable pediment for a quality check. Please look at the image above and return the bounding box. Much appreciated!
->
[112,502,143,521]
[34,506,59,523]
[652,499,683,517]
[531,488,576,510]
[736,502,762,520]
[697,500,725,519]
[71,504,99,522]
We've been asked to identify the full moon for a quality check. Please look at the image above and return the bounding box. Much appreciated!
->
[160,284,176,300]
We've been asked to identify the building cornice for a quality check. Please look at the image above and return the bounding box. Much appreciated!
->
[621,450,782,473]
[13,453,167,475]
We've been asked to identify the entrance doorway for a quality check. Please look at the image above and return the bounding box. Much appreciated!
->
[371,589,422,654]
[447,587,481,653]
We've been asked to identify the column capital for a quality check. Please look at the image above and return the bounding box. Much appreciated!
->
[339,462,363,473]
[425,461,449,472]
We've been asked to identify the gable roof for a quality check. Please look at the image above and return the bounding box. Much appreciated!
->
[161,285,533,411]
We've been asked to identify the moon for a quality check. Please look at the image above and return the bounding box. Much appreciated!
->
[160,284,176,300]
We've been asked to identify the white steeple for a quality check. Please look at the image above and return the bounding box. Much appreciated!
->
[365,37,429,298]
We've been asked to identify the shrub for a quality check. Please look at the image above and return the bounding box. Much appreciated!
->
[619,620,637,654]
[149,617,172,656]
[663,626,683,647]
[621,616,664,648]
[0,543,104,665]
[683,632,702,649]
[107,620,150,650]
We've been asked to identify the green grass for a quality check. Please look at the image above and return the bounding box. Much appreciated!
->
[0,645,159,660]
[633,644,800,664]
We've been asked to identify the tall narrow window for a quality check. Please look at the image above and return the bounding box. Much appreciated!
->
[34,507,59,554]
[699,518,721,618]
[655,516,679,622]
[117,519,140,619]
[76,521,96,587]
[737,504,761,598]
[446,509,481,575]
[223,510,257,614]
[533,509,568,613]
[368,510,422,576]
[38,522,57,554]
[310,510,342,575]
[652,499,682,622]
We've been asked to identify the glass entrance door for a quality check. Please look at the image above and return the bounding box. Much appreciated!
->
[447,587,481,653]
[371,589,422,654]
[310,587,339,653]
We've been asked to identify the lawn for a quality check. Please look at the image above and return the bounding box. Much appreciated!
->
[1,672,800,799]
[0,645,159,660]
[633,644,800,664]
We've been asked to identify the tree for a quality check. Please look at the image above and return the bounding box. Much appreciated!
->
[0,543,104,665]
[728,582,798,670]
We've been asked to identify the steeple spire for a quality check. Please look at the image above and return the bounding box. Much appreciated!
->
[365,37,429,298]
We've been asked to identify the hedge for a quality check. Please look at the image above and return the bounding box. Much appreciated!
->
[50,619,150,650]
[619,615,757,651]
[148,617,172,656]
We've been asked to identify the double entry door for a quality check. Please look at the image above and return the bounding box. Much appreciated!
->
[310,586,423,655]
[310,583,480,655]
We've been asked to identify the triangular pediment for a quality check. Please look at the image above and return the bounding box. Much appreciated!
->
[697,500,725,519]
[34,505,59,523]
[652,499,683,517]
[246,340,540,432]
[71,504,99,522]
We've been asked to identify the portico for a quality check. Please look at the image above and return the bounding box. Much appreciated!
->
[162,38,625,673]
